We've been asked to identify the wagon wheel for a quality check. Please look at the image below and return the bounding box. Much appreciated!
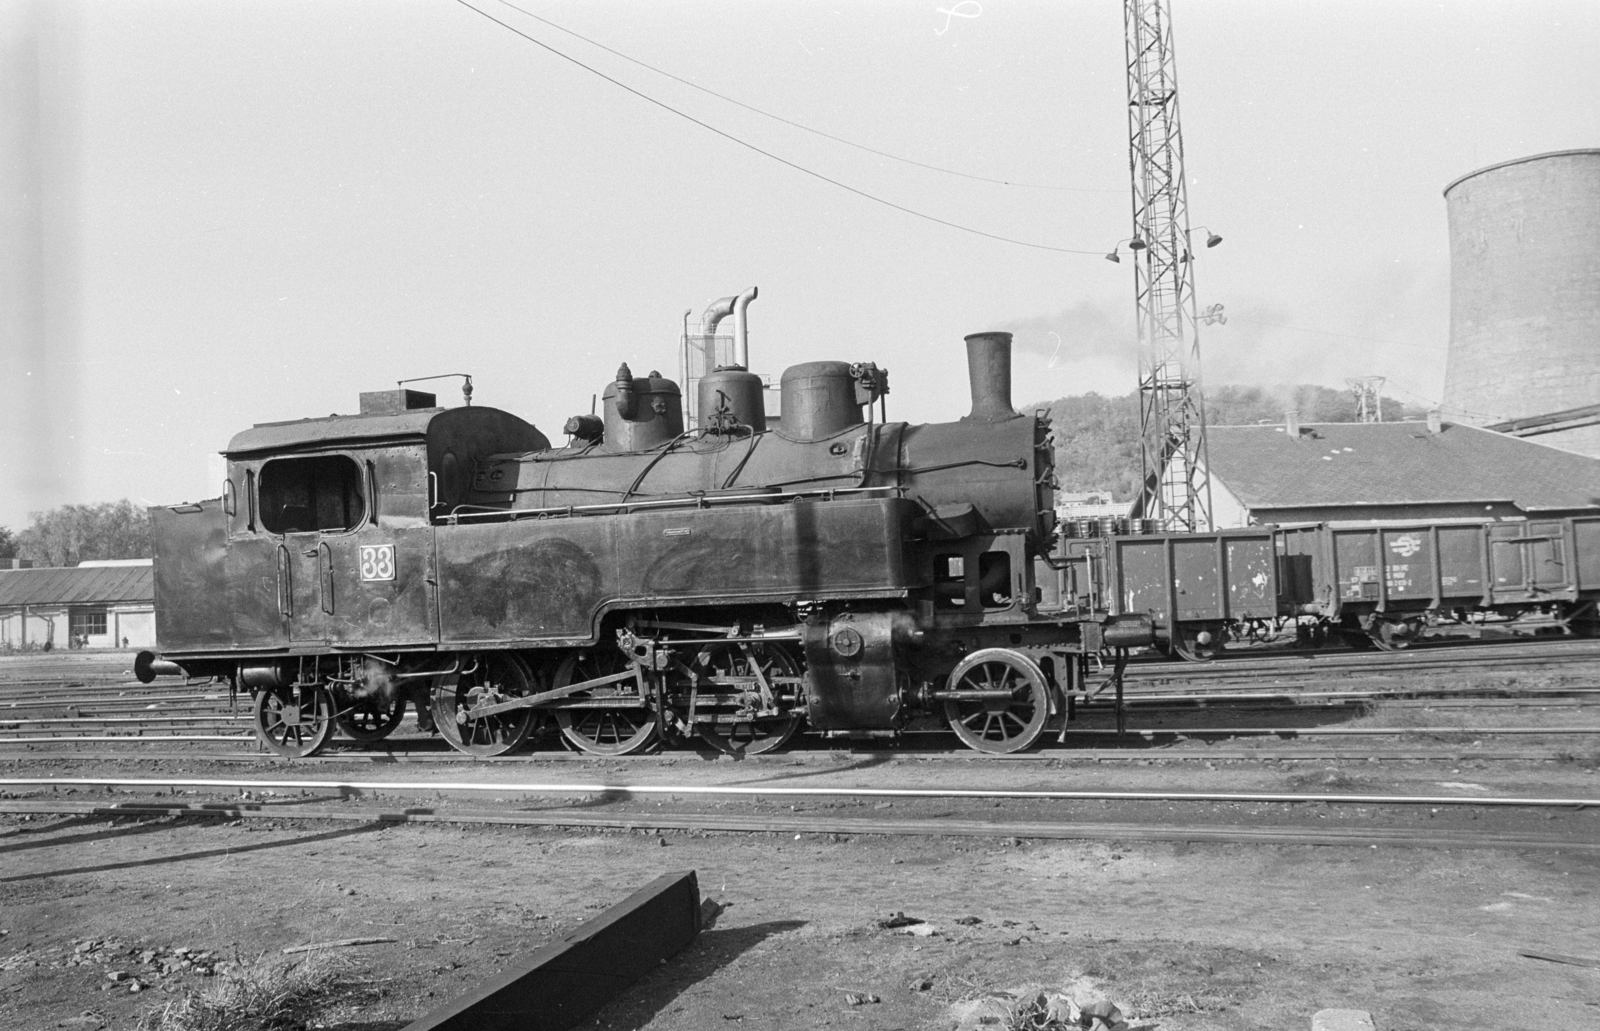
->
[687,641,806,756]
[942,649,1050,755]
[335,694,405,743]
[554,649,658,756]
[1171,623,1225,662]
[432,653,539,757]
[1370,619,1417,652]
[253,684,336,758]
[1338,616,1376,650]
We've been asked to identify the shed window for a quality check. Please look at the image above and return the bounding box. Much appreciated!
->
[70,609,107,637]
[259,455,366,534]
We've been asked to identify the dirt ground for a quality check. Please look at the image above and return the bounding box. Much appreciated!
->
[2,753,1599,1031]
[4,646,1600,1030]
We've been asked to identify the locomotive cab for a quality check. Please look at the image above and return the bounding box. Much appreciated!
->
[152,389,547,659]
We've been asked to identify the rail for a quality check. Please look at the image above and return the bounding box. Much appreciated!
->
[2,776,1595,808]
[2,799,1592,852]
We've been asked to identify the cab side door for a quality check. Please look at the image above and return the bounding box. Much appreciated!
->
[256,450,437,647]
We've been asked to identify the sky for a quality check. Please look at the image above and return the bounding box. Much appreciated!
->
[2,0,1597,531]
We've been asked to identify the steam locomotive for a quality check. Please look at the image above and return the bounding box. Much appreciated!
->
[143,290,1147,757]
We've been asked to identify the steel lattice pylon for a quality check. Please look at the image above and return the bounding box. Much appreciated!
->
[1123,0,1213,532]
[1347,376,1386,423]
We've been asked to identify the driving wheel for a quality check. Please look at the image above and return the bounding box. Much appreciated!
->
[553,648,658,756]
[432,653,539,757]
[686,641,805,756]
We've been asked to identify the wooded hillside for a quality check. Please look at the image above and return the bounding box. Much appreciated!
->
[1028,385,1426,501]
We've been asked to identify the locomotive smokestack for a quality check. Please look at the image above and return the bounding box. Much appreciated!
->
[962,331,1018,423]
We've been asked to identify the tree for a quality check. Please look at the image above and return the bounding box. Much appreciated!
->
[15,500,152,567]
[1204,384,1424,426]
[0,526,16,559]
[1039,391,1145,500]
[1027,384,1429,502]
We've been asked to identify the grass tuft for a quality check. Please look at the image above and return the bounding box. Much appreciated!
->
[137,951,382,1031]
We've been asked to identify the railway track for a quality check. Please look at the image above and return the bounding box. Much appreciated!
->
[2,775,1595,852]
[4,645,1599,758]
[6,774,1597,807]
[1122,636,1600,683]
[3,720,1598,756]
[0,747,1577,763]
[0,799,1591,852]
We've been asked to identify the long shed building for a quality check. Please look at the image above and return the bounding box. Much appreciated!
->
[1189,418,1600,527]
[0,560,155,650]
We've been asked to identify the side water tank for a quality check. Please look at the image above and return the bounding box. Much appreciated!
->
[779,362,864,441]
[697,367,767,433]
[601,365,684,452]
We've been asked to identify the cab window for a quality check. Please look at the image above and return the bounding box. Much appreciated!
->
[259,455,366,534]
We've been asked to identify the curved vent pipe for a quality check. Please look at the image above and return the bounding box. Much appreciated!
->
[698,287,758,369]
[732,286,758,368]
[700,295,736,339]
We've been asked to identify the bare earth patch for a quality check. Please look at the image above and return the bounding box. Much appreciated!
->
[2,799,1599,1031]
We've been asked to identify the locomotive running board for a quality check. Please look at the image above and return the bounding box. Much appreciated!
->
[401,870,703,1031]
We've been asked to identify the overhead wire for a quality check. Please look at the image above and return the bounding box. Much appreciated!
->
[1381,380,1510,424]
[489,0,1118,195]
[451,0,1103,256]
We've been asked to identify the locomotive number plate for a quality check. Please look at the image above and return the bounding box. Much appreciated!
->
[359,544,396,582]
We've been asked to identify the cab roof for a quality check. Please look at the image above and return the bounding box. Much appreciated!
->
[223,408,448,457]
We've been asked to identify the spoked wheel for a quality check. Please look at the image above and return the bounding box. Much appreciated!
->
[335,693,405,743]
[432,653,539,757]
[553,648,658,756]
[1171,623,1225,662]
[685,641,805,757]
[1370,619,1418,652]
[942,648,1051,755]
[253,684,336,758]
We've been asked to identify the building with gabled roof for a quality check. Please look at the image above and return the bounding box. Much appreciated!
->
[0,560,154,650]
[1169,418,1600,528]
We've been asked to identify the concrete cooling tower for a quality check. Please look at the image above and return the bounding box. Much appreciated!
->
[1443,149,1600,457]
